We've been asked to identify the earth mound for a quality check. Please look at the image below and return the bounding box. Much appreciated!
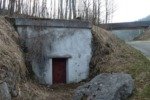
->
[0,16,27,98]
[90,26,150,99]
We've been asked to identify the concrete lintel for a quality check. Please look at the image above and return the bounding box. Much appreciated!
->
[9,18,92,29]
[47,54,72,59]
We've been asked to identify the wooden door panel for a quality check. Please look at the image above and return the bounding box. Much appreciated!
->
[52,58,66,84]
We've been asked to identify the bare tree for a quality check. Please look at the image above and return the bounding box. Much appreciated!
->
[65,0,68,19]
[82,0,91,20]
[32,0,35,16]
[29,0,32,15]
[53,0,56,18]
[41,0,48,18]
[2,0,6,9]
[105,0,115,23]
[49,0,53,18]
[9,0,15,15]
[97,0,101,24]
[0,0,2,9]
[0,0,115,23]
[105,0,109,23]
[59,0,64,19]
[16,0,22,14]
[92,0,96,20]
[69,0,72,19]
[72,0,76,19]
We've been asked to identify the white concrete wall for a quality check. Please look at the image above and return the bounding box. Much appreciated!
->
[17,27,92,85]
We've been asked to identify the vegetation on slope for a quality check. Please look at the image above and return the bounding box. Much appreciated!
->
[90,26,150,100]
[0,16,27,98]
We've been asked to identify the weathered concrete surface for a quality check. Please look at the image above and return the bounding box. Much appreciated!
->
[73,73,134,100]
[12,18,92,28]
[15,18,92,85]
[127,41,150,60]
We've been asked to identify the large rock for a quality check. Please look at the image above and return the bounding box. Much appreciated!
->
[0,82,11,100]
[73,73,134,100]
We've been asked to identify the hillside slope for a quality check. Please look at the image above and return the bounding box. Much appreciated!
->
[0,16,27,98]
[90,26,150,100]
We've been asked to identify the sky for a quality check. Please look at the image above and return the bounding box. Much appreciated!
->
[113,0,150,22]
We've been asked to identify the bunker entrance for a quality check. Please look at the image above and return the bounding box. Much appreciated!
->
[52,58,67,84]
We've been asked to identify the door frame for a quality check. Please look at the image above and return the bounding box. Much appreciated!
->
[52,58,68,84]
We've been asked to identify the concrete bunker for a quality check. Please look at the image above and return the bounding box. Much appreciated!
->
[13,18,92,85]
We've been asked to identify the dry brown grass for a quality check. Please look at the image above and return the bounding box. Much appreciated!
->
[0,16,27,76]
[0,16,27,98]
[14,80,81,100]
[90,25,150,100]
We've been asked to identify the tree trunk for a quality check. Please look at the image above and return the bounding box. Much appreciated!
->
[60,0,63,19]
[65,0,68,19]
[9,0,15,15]
[0,0,2,9]
[53,0,56,18]
[3,0,6,9]
[72,0,76,19]
[97,0,101,24]
[69,0,72,19]
[105,0,108,23]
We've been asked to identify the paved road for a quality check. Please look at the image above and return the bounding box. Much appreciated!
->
[127,41,150,60]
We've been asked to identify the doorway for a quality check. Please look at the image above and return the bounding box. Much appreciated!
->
[52,58,67,84]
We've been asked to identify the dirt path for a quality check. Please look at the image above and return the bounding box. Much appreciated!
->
[15,82,83,100]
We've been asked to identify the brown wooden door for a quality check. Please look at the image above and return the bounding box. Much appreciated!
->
[52,58,66,84]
